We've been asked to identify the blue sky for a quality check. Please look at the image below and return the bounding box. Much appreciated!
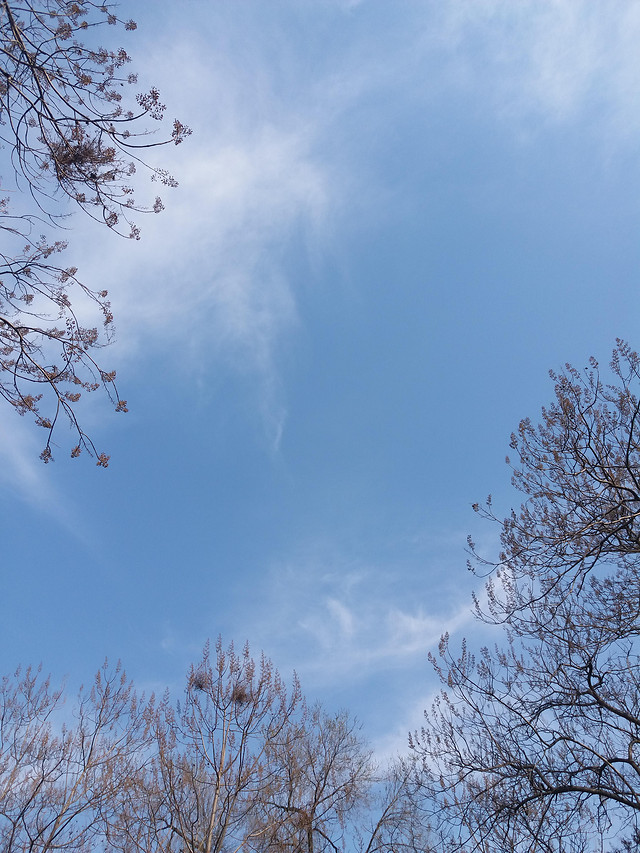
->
[3,0,640,757]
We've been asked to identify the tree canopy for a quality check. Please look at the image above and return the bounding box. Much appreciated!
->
[412,340,640,853]
[0,640,425,853]
[0,0,189,463]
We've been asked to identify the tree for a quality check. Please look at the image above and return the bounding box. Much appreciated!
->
[0,0,189,464]
[107,640,422,853]
[250,708,434,853]
[251,705,376,853]
[0,641,429,853]
[352,757,435,853]
[112,638,303,853]
[412,341,640,852]
[0,661,150,852]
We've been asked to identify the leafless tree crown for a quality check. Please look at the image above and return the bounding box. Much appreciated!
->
[413,341,640,853]
[0,641,429,853]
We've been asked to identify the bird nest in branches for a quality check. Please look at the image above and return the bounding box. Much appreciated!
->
[49,136,117,181]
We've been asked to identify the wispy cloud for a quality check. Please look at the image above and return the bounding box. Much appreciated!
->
[65,27,342,448]
[50,1,640,453]
[0,408,54,507]
[233,547,476,689]
[434,1,640,134]
[217,546,479,755]
[0,407,92,537]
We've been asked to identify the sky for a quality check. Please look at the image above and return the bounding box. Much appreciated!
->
[3,0,640,759]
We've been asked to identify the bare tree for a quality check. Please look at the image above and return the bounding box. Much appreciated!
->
[0,0,189,463]
[0,661,150,852]
[253,712,434,853]
[412,341,640,853]
[112,638,303,853]
[250,705,377,853]
[0,644,432,853]
[355,758,435,853]
[469,337,640,632]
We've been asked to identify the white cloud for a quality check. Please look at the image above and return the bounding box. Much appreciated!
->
[7,1,639,479]
[76,125,328,361]
[27,0,640,458]
[436,1,640,134]
[235,551,476,689]
[219,547,483,758]
[0,408,53,505]
[62,28,343,450]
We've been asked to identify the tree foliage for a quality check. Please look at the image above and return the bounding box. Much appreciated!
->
[0,0,189,463]
[412,341,640,852]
